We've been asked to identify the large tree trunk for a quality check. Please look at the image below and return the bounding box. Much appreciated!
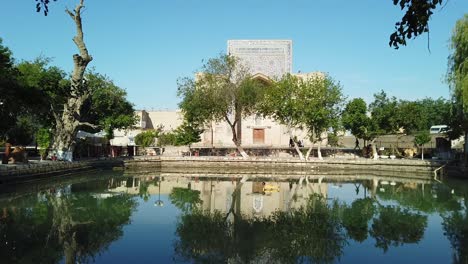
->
[371,139,378,160]
[317,140,323,160]
[305,146,312,160]
[226,116,249,159]
[50,0,93,161]
[289,130,304,160]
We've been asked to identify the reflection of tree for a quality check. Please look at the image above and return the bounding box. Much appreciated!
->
[342,198,375,242]
[443,210,468,264]
[49,192,137,263]
[268,195,346,264]
[169,187,202,213]
[442,179,468,264]
[174,210,231,263]
[377,183,461,214]
[370,206,427,252]
[0,177,137,264]
[174,192,346,264]
[0,199,62,263]
[139,180,150,202]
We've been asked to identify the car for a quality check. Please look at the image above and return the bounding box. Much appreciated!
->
[429,125,448,134]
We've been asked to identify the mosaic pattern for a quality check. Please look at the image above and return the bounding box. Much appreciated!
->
[228,40,292,79]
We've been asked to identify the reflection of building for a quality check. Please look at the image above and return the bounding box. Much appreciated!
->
[107,176,328,218]
[194,180,328,217]
[112,40,327,150]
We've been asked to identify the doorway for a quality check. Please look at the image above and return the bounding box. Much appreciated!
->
[253,129,265,144]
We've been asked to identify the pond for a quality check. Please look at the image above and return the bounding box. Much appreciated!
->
[0,170,467,264]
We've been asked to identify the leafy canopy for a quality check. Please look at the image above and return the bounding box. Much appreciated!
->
[261,73,344,142]
[178,54,266,127]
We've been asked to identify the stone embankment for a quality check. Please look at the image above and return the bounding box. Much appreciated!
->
[124,156,445,178]
[0,158,124,185]
[0,155,451,185]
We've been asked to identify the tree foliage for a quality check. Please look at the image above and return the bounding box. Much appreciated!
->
[343,92,402,158]
[173,121,203,147]
[36,128,51,157]
[134,129,160,148]
[0,38,135,149]
[389,0,443,49]
[178,54,267,158]
[447,15,468,146]
[0,38,23,140]
[80,71,137,139]
[342,98,371,142]
[169,187,202,213]
[261,73,344,159]
[447,14,468,109]
[370,205,428,252]
[342,198,375,242]
[369,90,400,135]
[397,97,451,135]
[414,130,431,146]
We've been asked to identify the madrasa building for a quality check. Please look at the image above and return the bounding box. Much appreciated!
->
[111,40,325,150]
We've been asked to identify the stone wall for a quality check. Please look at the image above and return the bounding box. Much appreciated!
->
[0,159,124,185]
[123,156,444,178]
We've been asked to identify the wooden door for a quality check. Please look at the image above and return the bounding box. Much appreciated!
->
[253,129,265,144]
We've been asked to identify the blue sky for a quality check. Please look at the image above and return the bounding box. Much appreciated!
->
[1,0,467,110]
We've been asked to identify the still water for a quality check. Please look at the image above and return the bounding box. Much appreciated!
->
[0,170,467,264]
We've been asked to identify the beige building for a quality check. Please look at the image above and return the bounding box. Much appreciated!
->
[110,110,184,147]
[111,40,327,149]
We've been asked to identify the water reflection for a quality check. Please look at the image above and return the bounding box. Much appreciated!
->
[0,177,137,264]
[0,172,466,263]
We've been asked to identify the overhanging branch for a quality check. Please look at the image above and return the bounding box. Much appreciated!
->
[78,122,99,129]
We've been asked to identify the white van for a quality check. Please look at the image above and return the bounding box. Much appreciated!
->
[429,125,448,134]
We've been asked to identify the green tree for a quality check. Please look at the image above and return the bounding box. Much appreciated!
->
[178,54,267,159]
[16,57,69,128]
[9,58,68,146]
[447,15,468,162]
[158,131,177,147]
[397,98,451,135]
[397,100,426,135]
[260,74,306,159]
[366,91,401,159]
[342,98,371,145]
[261,74,344,160]
[36,128,51,159]
[0,39,23,141]
[49,0,94,161]
[302,75,344,160]
[135,129,160,148]
[173,121,203,148]
[80,71,137,139]
[414,130,431,160]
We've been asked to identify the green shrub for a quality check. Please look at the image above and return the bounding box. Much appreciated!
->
[135,130,158,148]
[36,128,51,158]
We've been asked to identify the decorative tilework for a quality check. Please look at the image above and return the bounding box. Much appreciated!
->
[227,40,292,79]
